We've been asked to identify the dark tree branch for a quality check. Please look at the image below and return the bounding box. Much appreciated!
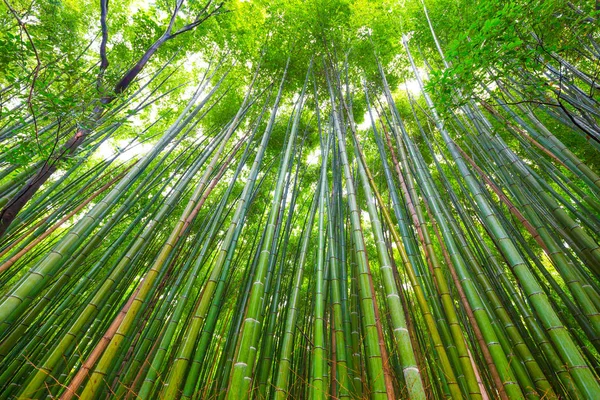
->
[111,37,169,97]
[97,0,110,90]
[165,0,185,35]
[111,0,225,98]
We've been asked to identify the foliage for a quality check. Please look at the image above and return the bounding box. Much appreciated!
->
[0,1,599,399]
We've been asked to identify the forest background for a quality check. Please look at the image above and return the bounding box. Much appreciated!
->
[0,0,599,399]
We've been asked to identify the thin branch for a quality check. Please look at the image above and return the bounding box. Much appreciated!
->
[3,0,41,149]
[165,0,185,35]
[171,2,227,39]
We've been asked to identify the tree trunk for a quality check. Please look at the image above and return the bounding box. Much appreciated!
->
[0,125,88,236]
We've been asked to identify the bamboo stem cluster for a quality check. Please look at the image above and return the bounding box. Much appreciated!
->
[1,3,600,399]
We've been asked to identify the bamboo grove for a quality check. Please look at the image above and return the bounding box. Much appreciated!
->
[1,0,600,399]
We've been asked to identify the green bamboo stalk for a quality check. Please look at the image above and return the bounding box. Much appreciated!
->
[227,59,308,399]
[324,60,388,399]
[403,34,600,399]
